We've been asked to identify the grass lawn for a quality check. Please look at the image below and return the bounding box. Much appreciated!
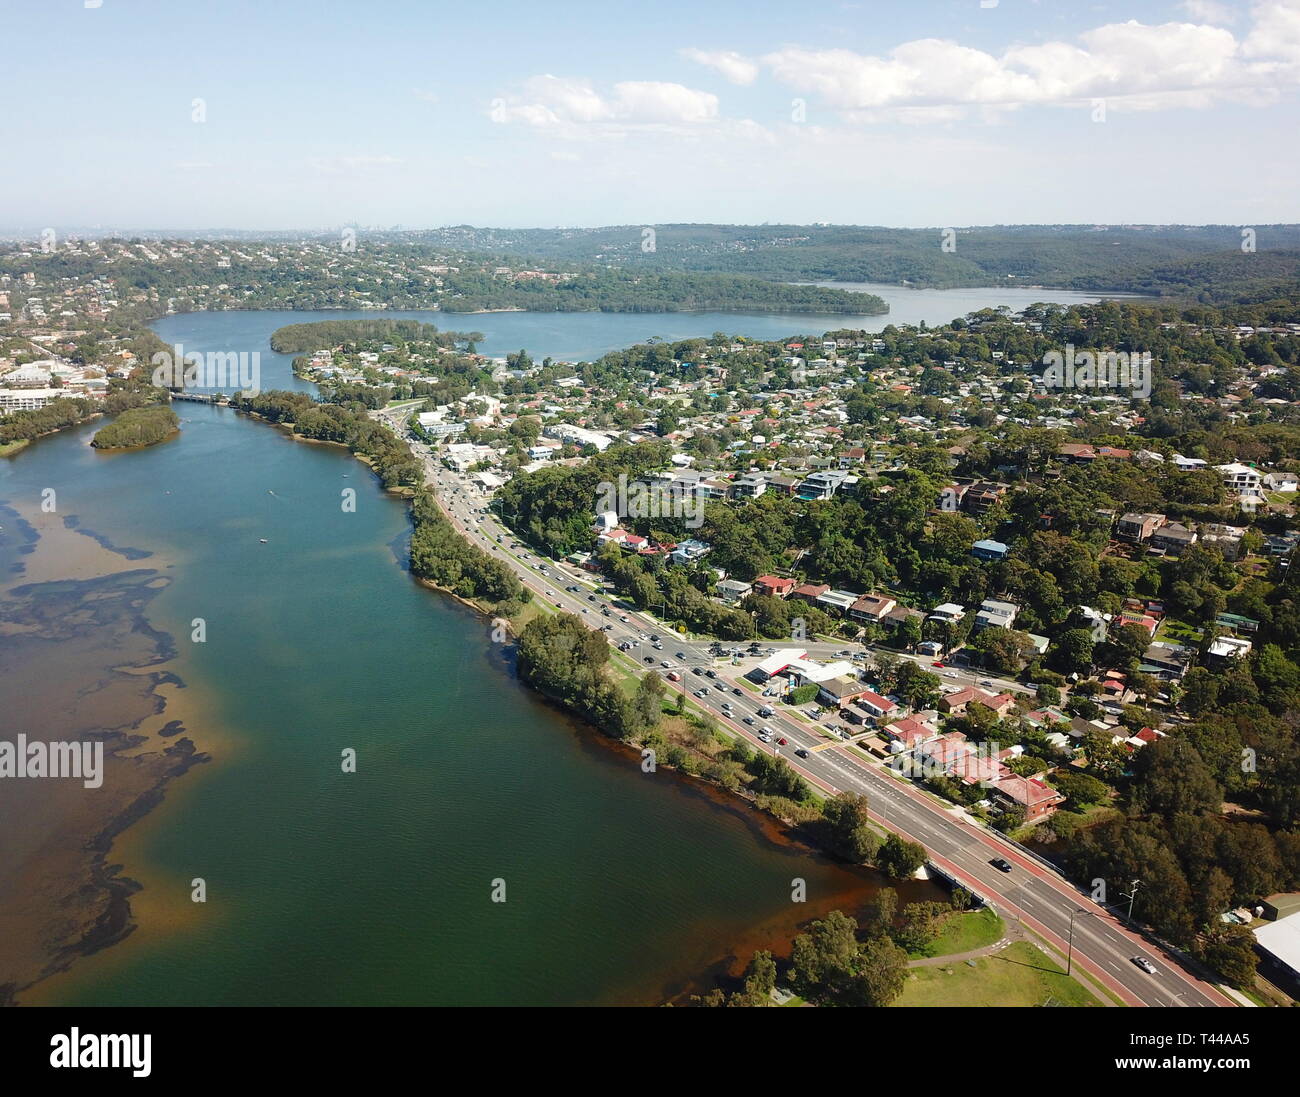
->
[920,908,1005,959]
[1156,618,1203,645]
[895,941,1099,1007]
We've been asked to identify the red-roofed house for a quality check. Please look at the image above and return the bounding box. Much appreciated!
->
[855,690,899,720]
[972,692,1017,718]
[849,592,897,624]
[791,582,830,604]
[991,775,1065,823]
[754,575,795,599]
[882,715,941,750]
[939,687,995,715]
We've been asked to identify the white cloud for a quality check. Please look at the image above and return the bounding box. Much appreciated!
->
[1181,0,1238,22]
[762,3,1300,120]
[493,75,719,134]
[679,47,759,85]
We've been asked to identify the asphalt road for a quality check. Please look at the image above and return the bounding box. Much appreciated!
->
[382,409,1237,1008]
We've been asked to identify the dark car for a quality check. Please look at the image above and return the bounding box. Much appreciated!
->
[990,858,1013,873]
[794,748,810,759]
[588,595,597,602]
[643,656,655,664]
[692,667,705,676]
[706,670,717,679]
[733,688,742,696]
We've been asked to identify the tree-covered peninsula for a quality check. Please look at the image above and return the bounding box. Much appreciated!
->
[90,405,180,449]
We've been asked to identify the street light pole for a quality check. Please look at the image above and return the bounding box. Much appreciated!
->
[1122,878,1142,921]
[1066,906,1088,976]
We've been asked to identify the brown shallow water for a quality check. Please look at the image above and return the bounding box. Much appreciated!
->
[0,503,212,1004]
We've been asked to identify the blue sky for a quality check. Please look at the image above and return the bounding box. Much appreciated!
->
[2,0,1298,229]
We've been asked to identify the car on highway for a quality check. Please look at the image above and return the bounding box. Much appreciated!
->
[660,660,671,668]
[794,748,809,759]
[705,670,717,679]
[619,615,629,622]
[676,652,687,660]
[757,733,772,743]
[990,858,1013,873]
[932,661,946,668]
[692,668,705,676]
[666,672,681,682]
[776,737,788,746]
[943,671,959,679]
[742,716,755,726]
[545,590,555,597]
[1131,956,1158,975]
[980,679,995,688]
[732,688,742,696]
[643,656,654,663]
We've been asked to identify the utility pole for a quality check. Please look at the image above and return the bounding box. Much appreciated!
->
[1066,907,1088,976]
[1121,878,1142,921]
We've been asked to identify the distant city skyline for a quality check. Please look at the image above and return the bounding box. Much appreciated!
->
[3,0,1299,229]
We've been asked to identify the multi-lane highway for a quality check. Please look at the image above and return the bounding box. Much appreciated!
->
[381,407,1238,1009]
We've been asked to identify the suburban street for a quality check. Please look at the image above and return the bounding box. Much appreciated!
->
[380,406,1240,1009]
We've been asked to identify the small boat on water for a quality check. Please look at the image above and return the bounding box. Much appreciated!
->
[259,538,268,544]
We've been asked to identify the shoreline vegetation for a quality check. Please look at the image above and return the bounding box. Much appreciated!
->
[225,369,963,1007]
[214,372,959,1006]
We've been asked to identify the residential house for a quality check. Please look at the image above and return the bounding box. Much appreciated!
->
[1150,522,1197,556]
[971,539,1009,561]
[849,592,897,624]
[1215,462,1264,500]
[790,582,830,605]
[974,599,1019,631]
[939,687,996,715]
[1116,512,1166,543]
[717,579,753,605]
[990,775,1065,823]
[816,589,859,616]
[753,575,795,599]
[1140,641,1195,681]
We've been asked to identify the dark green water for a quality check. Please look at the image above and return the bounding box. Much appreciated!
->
[1,312,906,1006]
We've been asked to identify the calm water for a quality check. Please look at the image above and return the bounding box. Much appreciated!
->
[152,281,1121,369]
[5,288,1086,1005]
[2,318,895,1007]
